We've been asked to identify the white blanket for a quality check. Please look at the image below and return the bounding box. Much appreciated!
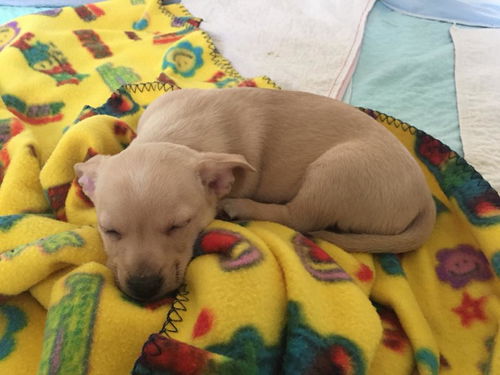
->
[451,26,500,193]
[182,0,375,98]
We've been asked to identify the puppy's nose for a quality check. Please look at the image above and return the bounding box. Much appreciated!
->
[126,274,163,300]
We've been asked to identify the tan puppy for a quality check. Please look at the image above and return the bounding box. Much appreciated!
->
[75,88,435,300]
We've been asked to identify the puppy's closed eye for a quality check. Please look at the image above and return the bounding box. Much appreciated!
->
[165,219,191,235]
[102,228,122,240]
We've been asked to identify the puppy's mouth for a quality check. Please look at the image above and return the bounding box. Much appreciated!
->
[107,257,187,302]
[122,283,175,302]
[118,269,184,302]
[122,288,179,304]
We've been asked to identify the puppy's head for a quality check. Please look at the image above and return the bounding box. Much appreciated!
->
[74,142,254,300]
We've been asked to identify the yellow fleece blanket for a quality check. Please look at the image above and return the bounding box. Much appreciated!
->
[0,1,499,374]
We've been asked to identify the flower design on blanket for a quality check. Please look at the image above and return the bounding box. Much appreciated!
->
[285,302,366,375]
[206,326,282,373]
[162,41,203,78]
[194,229,263,271]
[435,244,492,288]
[292,234,351,282]
[0,21,20,52]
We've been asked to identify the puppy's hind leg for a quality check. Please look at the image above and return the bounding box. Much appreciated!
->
[219,147,354,232]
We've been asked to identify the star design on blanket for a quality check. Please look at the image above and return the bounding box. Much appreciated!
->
[452,292,488,327]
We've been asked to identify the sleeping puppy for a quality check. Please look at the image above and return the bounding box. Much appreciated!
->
[75,88,435,300]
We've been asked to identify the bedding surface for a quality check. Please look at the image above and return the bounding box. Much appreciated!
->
[182,0,375,99]
[0,1,499,374]
[0,5,49,24]
[451,26,500,193]
[381,0,500,27]
[347,1,462,155]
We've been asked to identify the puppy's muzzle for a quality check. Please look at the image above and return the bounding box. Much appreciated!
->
[126,274,164,300]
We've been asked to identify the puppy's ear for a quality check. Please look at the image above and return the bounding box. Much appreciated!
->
[198,152,255,198]
[74,155,109,201]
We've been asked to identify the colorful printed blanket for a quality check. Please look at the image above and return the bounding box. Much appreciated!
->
[0,1,499,375]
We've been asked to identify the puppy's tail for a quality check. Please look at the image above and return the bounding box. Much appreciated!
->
[310,200,436,253]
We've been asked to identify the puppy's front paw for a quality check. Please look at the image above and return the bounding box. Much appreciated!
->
[219,198,249,220]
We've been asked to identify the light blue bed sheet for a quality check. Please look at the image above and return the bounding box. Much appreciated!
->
[346,1,462,154]
[0,6,50,24]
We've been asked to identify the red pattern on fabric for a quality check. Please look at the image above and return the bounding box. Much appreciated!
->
[199,231,242,254]
[192,308,214,339]
[452,292,488,327]
[139,334,210,374]
[356,264,373,282]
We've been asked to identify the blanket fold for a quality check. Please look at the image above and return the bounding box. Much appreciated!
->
[0,1,499,375]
